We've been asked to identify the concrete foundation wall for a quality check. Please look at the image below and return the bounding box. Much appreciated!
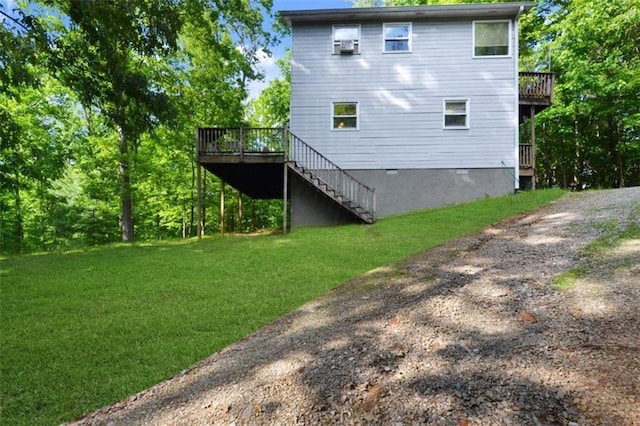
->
[350,168,515,217]
[290,167,515,227]
[290,175,362,228]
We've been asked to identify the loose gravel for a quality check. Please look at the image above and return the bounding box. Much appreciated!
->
[71,187,640,426]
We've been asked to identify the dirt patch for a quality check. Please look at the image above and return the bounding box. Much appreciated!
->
[71,188,640,426]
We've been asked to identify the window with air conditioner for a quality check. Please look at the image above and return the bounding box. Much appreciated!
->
[333,25,360,54]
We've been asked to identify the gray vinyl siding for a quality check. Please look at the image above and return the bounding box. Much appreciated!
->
[290,20,517,170]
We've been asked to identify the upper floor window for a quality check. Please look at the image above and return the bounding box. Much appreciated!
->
[443,99,469,129]
[473,21,510,57]
[383,23,411,53]
[332,102,358,130]
[333,25,360,54]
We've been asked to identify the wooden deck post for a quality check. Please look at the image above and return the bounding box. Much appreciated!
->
[282,126,289,234]
[283,162,288,234]
[220,181,225,235]
[239,126,244,161]
[197,163,203,239]
[530,105,536,190]
[237,190,243,232]
[202,173,207,235]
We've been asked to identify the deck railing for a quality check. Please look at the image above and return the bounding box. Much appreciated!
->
[197,127,286,158]
[519,143,533,169]
[288,132,376,219]
[519,72,555,102]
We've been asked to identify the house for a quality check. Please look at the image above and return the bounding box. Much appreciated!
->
[196,3,553,231]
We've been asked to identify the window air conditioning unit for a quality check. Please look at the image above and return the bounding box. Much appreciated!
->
[339,39,355,53]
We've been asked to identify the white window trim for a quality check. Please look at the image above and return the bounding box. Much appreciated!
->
[442,99,470,130]
[472,20,512,58]
[383,22,412,54]
[332,24,361,55]
[331,101,359,131]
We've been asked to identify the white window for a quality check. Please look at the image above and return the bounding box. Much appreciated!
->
[443,99,469,129]
[473,20,510,57]
[332,102,358,130]
[333,25,360,54]
[383,23,411,53]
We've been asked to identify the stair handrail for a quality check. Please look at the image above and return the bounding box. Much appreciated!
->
[286,131,375,220]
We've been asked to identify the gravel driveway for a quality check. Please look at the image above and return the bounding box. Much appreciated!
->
[72,188,640,426]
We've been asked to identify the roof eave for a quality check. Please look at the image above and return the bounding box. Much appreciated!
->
[281,2,535,25]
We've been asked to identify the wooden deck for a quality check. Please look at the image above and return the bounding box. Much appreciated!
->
[197,128,286,199]
[518,72,555,185]
[519,143,534,176]
[519,72,555,119]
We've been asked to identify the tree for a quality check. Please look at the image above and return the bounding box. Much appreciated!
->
[41,1,183,242]
[38,0,275,242]
[0,76,78,251]
[531,0,640,188]
[249,50,291,127]
[553,0,639,188]
[0,1,46,90]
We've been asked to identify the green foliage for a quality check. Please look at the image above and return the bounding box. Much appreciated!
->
[0,0,278,252]
[0,76,78,251]
[249,50,291,126]
[0,189,564,425]
[43,0,191,242]
[525,0,640,189]
[0,2,47,90]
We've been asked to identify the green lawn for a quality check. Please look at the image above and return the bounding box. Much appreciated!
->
[0,189,564,425]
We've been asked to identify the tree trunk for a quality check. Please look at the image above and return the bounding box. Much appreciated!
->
[193,155,199,238]
[198,174,207,235]
[182,198,187,238]
[573,118,580,190]
[251,199,256,232]
[13,168,23,250]
[608,116,623,188]
[117,125,135,242]
[202,173,206,235]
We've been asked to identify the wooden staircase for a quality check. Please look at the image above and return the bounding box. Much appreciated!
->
[287,132,375,224]
[196,127,376,224]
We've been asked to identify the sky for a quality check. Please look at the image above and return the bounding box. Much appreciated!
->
[247,0,355,99]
